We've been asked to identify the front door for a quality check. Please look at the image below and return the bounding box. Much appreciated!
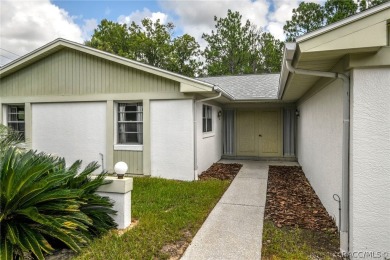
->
[236,109,282,157]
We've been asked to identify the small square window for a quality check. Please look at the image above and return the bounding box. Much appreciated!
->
[202,105,212,133]
[7,105,25,141]
[117,103,143,144]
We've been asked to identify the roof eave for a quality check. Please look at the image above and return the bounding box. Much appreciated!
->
[227,98,281,103]
[0,38,65,78]
[213,86,236,100]
[278,43,297,100]
[296,2,390,43]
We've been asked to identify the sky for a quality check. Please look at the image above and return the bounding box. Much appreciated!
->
[0,0,323,66]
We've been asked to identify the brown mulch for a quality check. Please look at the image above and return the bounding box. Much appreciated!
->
[265,166,337,233]
[198,163,242,180]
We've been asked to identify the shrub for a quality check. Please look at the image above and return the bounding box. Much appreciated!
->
[0,147,117,259]
[0,124,23,154]
[63,162,117,237]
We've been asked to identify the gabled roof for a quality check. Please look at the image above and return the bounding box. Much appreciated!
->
[0,38,214,93]
[198,74,280,100]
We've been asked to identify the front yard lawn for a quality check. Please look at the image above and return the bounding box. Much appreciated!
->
[75,177,230,259]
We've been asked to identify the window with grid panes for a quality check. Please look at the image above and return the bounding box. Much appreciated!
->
[117,103,143,144]
[7,105,25,141]
[202,105,212,133]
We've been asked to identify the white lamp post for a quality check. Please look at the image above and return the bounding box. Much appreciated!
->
[94,161,133,229]
[114,161,128,179]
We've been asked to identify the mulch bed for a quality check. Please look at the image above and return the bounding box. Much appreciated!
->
[198,163,242,180]
[265,166,337,233]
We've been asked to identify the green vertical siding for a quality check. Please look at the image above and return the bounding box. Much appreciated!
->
[0,49,180,97]
[113,150,143,174]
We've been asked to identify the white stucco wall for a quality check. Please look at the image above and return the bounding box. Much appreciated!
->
[196,102,222,177]
[150,99,194,181]
[350,68,390,255]
[32,102,106,172]
[297,80,343,228]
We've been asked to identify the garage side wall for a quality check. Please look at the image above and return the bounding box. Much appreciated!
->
[150,99,194,181]
[350,68,390,254]
[196,102,222,177]
[32,102,106,172]
[297,80,343,228]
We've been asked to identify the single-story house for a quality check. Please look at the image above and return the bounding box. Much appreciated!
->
[0,2,389,256]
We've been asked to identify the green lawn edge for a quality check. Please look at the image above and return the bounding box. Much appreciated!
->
[75,177,230,259]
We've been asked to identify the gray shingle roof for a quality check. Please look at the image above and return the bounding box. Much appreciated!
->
[197,74,280,100]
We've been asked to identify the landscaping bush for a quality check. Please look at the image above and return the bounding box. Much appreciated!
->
[62,161,117,237]
[0,124,23,154]
[0,146,117,260]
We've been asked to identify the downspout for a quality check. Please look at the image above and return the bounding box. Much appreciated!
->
[193,91,222,180]
[285,60,350,252]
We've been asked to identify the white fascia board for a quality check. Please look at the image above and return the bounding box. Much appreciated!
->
[0,39,64,78]
[278,43,297,99]
[213,86,236,100]
[180,82,214,93]
[297,2,390,43]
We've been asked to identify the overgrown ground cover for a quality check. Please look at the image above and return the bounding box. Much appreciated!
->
[75,177,231,259]
[262,166,340,260]
[262,220,340,260]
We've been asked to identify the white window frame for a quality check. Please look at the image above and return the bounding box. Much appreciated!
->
[3,104,26,142]
[114,102,143,151]
[202,105,213,134]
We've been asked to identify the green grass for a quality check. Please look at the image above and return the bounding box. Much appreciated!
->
[75,177,230,260]
[261,220,340,260]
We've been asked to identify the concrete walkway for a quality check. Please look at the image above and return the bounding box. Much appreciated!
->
[181,160,299,260]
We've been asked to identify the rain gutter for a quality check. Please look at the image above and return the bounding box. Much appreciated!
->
[284,60,350,252]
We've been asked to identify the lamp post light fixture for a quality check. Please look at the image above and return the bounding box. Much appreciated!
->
[114,161,128,179]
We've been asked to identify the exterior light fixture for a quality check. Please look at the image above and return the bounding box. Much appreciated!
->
[114,161,128,179]
[218,110,222,119]
[295,109,300,117]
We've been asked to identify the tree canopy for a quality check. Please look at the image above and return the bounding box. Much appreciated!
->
[86,18,201,77]
[202,10,283,76]
[87,11,283,77]
[358,0,389,11]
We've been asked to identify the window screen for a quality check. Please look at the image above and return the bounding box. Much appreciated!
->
[7,105,25,141]
[202,105,212,133]
[117,103,143,144]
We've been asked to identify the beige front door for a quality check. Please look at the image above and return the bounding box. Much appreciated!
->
[237,110,282,157]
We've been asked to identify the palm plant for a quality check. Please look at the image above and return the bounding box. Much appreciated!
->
[0,147,117,259]
[0,124,23,154]
[62,162,117,237]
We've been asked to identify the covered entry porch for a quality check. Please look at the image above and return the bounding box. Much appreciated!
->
[197,74,297,161]
[222,104,297,160]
